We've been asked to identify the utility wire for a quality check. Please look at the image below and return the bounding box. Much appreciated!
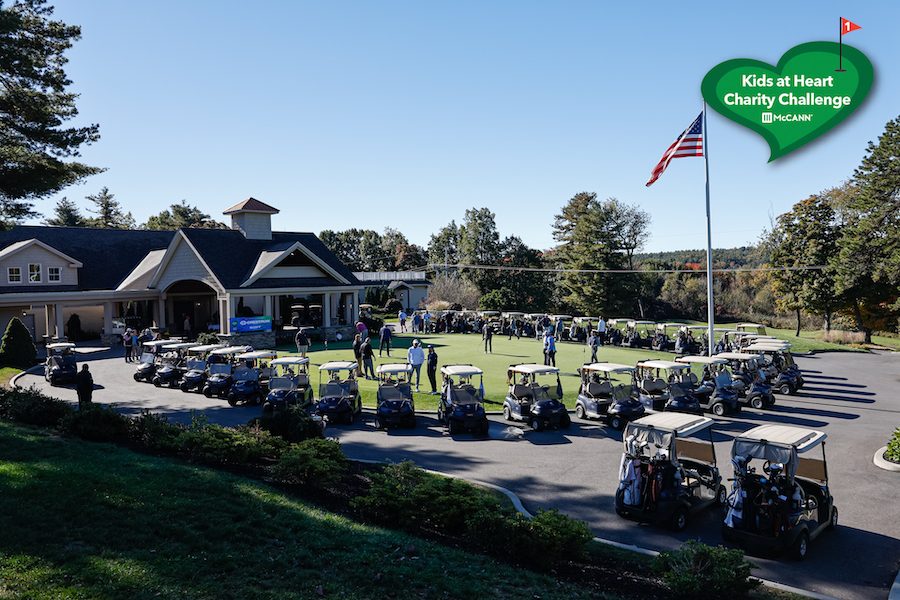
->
[427,263,827,274]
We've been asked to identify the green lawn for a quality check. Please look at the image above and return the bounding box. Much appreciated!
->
[0,422,607,600]
[0,366,22,388]
[282,333,673,411]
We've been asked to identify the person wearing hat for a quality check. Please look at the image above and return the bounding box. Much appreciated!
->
[406,339,425,391]
[426,345,439,394]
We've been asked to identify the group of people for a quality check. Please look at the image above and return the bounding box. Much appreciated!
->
[122,326,159,362]
[349,334,440,393]
[397,310,430,334]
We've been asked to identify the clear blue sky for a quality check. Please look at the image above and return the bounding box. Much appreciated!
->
[31,1,898,253]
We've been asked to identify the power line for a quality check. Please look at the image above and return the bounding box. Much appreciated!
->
[427,263,827,274]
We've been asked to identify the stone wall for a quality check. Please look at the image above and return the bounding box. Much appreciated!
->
[219,330,276,350]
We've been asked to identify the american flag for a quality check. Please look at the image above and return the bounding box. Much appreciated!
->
[645,112,704,186]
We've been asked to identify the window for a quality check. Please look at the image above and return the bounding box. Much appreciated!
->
[48,266,61,282]
[28,263,41,283]
[7,267,21,283]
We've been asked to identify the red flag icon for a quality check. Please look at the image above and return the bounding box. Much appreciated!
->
[840,18,861,35]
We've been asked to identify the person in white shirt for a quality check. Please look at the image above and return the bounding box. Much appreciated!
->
[398,310,408,332]
[406,339,425,391]
[597,317,607,346]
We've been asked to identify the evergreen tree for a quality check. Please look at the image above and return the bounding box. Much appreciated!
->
[44,197,86,226]
[0,317,36,369]
[144,200,226,230]
[458,207,501,292]
[85,187,134,229]
[427,220,461,269]
[0,0,101,225]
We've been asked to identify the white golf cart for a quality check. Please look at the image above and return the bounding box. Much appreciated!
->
[45,342,78,386]
[133,339,173,382]
[503,364,570,431]
[674,356,741,416]
[374,363,415,429]
[634,360,702,415]
[439,364,488,435]
[575,363,644,430]
[316,360,361,424]
[262,356,314,414]
[179,343,226,392]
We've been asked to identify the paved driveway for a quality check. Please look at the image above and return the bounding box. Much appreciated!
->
[18,349,900,600]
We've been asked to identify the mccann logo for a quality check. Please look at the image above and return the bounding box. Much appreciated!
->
[761,112,813,123]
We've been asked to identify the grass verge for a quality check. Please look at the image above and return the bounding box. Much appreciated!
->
[0,366,22,388]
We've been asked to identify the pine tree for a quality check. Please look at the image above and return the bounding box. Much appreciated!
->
[0,317,37,369]
[44,197,86,227]
[85,187,134,229]
[144,200,226,230]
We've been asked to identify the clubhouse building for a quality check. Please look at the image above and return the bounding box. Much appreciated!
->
[0,199,364,347]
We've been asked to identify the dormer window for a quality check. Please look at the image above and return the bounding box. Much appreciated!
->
[28,264,41,283]
[7,267,21,283]
[48,266,61,282]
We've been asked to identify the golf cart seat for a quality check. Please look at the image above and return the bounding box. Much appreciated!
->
[641,378,666,394]
[686,372,699,385]
[380,385,403,401]
[296,373,309,387]
[397,383,412,398]
[453,387,478,404]
[587,381,613,397]
[322,382,344,398]
[613,384,634,402]
[511,384,532,400]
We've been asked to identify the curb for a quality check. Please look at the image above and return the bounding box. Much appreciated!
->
[10,366,42,388]
[873,446,900,473]
[349,456,837,600]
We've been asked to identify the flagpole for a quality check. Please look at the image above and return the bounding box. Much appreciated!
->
[837,17,845,72]
[703,102,715,356]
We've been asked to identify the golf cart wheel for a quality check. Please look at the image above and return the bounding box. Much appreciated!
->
[560,413,571,429]
[373,417,382,430]
[180,382,190,392]
[436,409,443,423]
[448,420,459,435]
[790,530,809,561]
[778,383,792,395]
[153,377,162,388]
[346,409,355,425]
[828,506,838,530]
[133,373,142,382]
[262,403,274,416]
[203,387,213,398]
[750,396,764,410]
[610,416,623,431]
[503,406,512,421]
[671,508,688,532]
[575,405,586,419]
[480,420,489,436]
[530,418,542,432]
[712,402,726,417]
[227,396,238,407]
[716,485,727,507]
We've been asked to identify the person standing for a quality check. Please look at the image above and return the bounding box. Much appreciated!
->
[546,333,557,367]
[379,323,392,357]
[352,334,363,376]
[407,339,425,391]
[355,318,368,341]
[426,345,438,395]
[482,321,493,353]
[542,332,550,365]
[75,364,93,408]
[507,319,517,340]
[183,314,192,339]
[597,316,607,346]
[294,328,310,357]
[423,311,432,332]
[412,312,421,333]
[398,309,408,333]
[360,336,376,379]
[123,328,133,363]
[588,331,599,363]
[131,330,141,361]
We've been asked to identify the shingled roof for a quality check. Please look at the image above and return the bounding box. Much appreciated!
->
[223,197,280,214]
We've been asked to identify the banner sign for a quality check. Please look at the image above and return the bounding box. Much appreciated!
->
[229,315,272,333]
[701,42,873,161]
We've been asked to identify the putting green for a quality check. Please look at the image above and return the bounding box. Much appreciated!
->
[281,332,674,411]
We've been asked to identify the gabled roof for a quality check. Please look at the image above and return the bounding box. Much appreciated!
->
[0,226,174,291]
[0,238,84,267]
[223,197,279,215]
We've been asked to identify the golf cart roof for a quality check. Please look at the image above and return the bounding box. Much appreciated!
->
[629,412,715,437]
[675,356,728,366]
[551,314,573,320]
[628,320,656,326]
[270,356,310,366]
[236,350,278,360]
[209,345,253,356]
[477,310,500,316]
[715,352,759,361]
[377,363,414,375]
[736,424,826,453]
[142,340,170,348]
[359,303,374,308]
[637,360,689,370]
[502,311,525,318]
[736,323,766,329]
[188,344,225,353]
[161,342,200,351]
[509,363,559,375]
[526,313,546,319]
[440,364,484,377]
[47,342,76,350]
[744,343,790,352]
[319,360,357,371]
[683,325,709,330]
[581,362,635,374]
[657,322,683,328]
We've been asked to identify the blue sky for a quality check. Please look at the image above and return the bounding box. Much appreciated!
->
[32,1,898,253]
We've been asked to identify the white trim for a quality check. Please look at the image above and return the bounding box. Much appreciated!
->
[0,238,83,268]
[147,230,225,292]
[28,263,42,283]
[225,286,364,295]
[7,266,21,284]
[240,241,350,287]
[48,266,61,282]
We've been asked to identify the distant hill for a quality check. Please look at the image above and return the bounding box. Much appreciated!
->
[635,246,764,269]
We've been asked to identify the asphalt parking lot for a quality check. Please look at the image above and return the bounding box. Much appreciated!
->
[18,349,900,600]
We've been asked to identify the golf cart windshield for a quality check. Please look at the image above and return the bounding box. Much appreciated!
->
[208,363,232,376]
[269,376,295,390]
[233,368,258,382]
[186,358,206,371]
[319,381,350,398]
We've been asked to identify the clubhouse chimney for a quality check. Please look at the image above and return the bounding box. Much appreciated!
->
[222,197,279,240]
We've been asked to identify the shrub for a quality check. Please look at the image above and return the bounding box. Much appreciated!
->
[0,318,37,369]
[351,461,422,528]
[273,438,347,491]
[885,428,900,463]
[129,410,183,451]
[823,330,866,345]
[194,332,219,346]
[60,404,131,442]
[0,386,72,426]
[655,540,759,598]
[383,298,402,312]
[176,415,287,465]
[253,405,324,443]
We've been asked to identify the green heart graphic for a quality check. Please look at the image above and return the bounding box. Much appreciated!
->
[701,42,873,161]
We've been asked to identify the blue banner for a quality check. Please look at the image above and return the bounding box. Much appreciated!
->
[230,316,272,333]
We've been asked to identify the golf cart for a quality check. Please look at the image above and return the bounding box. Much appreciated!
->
[478,311,502,333]
[742,344,804,395]
[634,360,702,415]
[623,320,655,348]
[45,342,78,386]
[606,318,628,346]
[715,352,776,410]
[503,364,570,431]
[616,413,726,531]
[575,363,645,430]
[316,361,361,424]
[675,326,704,355]
[201,345,252,398]
[374,363,415,429]
[438,365,489,435]
[736,323,768,336]
[652,323,682,352]
[551,315,573,340]
[179,343,225,392]
[674,356,741,416]
[262,356,314,414]
[152,342,198,387]
[133,340,172,382]
[226,350,277,406]
[723,424,837,560]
